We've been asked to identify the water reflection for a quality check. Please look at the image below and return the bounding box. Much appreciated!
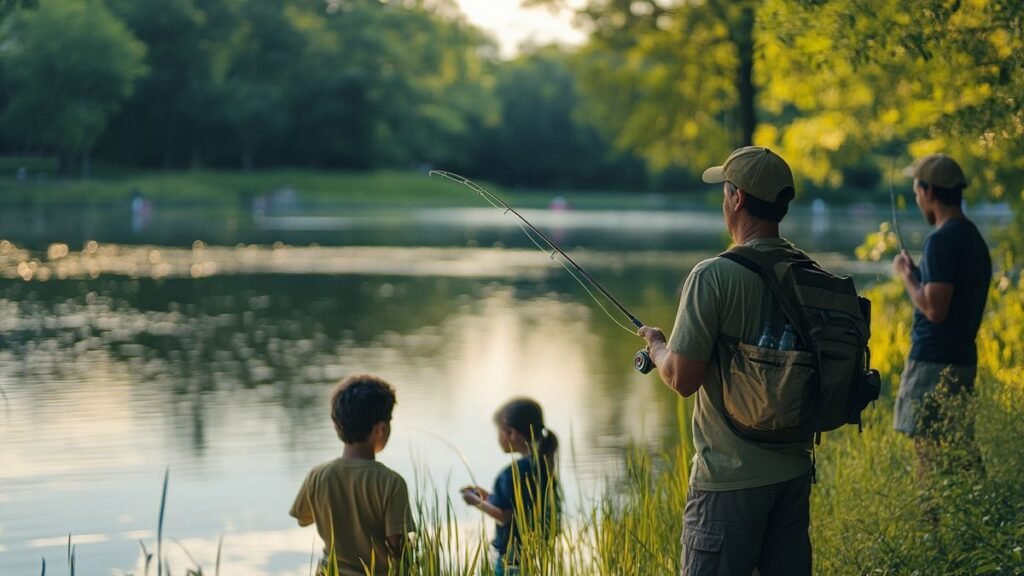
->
[0,245,702,574]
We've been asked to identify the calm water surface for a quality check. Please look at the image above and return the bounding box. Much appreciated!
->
[0,199,1005,574]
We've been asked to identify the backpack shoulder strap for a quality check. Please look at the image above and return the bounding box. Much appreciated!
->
[717,246,808,337]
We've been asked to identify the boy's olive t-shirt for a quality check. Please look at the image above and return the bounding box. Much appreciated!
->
[668,237,812,491]
[290,458,415,576]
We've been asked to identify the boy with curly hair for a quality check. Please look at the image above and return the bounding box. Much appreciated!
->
[290,374,415,575]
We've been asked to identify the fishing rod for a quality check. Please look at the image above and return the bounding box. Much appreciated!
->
[889,156,905,253]
[429,170,655,374]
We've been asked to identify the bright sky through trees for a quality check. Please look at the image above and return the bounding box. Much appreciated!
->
[454,0,585,58]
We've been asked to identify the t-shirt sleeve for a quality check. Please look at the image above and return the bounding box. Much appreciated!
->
[921,232,955,284]
[289,469,315,527]
[667,261,720,361]
[385,474,415,537]
[488,465,514,510]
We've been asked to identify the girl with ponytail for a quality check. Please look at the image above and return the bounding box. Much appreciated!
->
[460,397,561,575]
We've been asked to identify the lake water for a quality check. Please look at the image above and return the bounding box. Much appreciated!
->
[0,198,1007,574]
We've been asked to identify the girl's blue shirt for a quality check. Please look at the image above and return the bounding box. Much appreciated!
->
[487,455,558,557]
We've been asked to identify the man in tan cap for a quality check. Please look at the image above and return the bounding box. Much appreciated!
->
[892,153,991,474]
[639,146,813,575]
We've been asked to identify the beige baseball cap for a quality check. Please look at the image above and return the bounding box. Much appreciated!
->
[701,146,795,202]
[903,153,967,189]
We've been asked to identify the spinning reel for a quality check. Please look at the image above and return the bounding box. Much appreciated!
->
[634,348,655,374]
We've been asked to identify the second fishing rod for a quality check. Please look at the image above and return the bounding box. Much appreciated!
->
[430,170,657,374]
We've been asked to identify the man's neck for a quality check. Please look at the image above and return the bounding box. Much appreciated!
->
[733,218,780,245]
[932,204,966,228]
[342,443,376,460]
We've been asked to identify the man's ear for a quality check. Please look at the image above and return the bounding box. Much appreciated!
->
[921,183,935,202]
[733,188,748,211]
[915,181,929,199]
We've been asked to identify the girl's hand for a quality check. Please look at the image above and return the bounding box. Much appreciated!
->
[460,485,488,506]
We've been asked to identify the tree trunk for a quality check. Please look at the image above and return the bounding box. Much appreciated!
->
[242,146,253,171]
[734,5,757,147]
[81,149,91,179]
[190,148,203,170]
[58,152,72,176]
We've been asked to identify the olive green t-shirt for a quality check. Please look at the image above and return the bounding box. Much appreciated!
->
[290,458,415,576]
[668,237,812,491]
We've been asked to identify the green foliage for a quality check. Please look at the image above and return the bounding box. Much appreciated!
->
[101,0,238,167]
[809,276,1024,574]
[759,0,1024,198]
[3,0,1024,196]
[563,1,752,173]
[97,0,497,171]
[476,47,646,189]
[0,0,146,164]
[530,0,1024,200]
[0,0,34,19]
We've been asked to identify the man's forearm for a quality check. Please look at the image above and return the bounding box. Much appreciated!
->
[903,273,950,322]
[649,340,677,392]
[902,273,926,312]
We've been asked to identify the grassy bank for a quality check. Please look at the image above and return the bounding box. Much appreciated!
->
[0,161,727,210]
[0,167,722,209]
[0,168,482,206]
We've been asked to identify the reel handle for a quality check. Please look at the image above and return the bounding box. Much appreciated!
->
[634,348,655,374]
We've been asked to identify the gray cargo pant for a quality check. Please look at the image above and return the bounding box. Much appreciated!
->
[681,471,812,576]
[893,358,977,437]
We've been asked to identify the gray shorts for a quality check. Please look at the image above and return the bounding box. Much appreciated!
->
[681,472,811,576]
[893,359,977,437]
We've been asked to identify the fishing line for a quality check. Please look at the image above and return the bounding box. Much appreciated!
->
[430,170,656,373]
[410,426,481,489]
[429,170,641,335]
[889,156,905,253]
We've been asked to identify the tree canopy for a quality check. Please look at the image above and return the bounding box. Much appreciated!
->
[0,0,1022,201]
[759,0,1024,199]
[0,0,146,172]
[533,0,1023,200]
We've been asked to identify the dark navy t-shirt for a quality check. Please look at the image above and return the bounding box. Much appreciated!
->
[487,456,557,557]
[910,218,991,365]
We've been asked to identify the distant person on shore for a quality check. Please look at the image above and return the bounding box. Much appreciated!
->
[892,153,991,475]
[290,374,415,575]
[130,189,152,232]
[460,398,561,576]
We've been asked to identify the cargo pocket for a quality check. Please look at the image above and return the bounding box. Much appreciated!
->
[725,343,814,435]
[681,526,724,576]
[682,526,723,552]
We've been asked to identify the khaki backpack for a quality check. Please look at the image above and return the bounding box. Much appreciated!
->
[718,245,881,444]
